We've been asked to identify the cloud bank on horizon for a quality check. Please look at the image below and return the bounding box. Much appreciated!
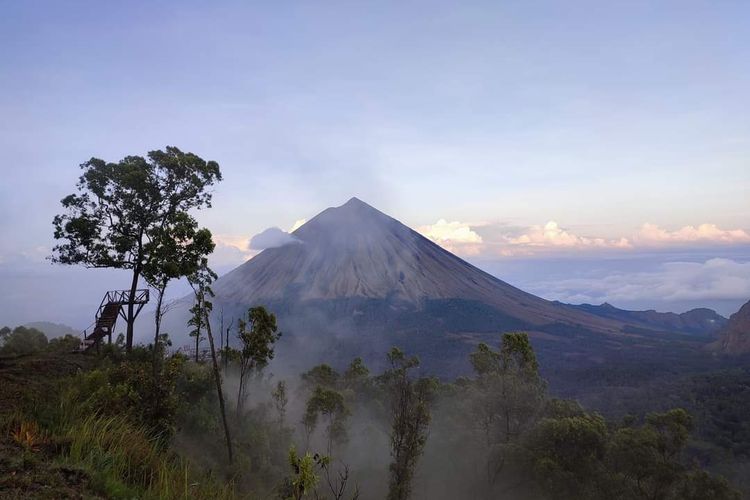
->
[209,211,750,269]
[417,219,750,258]
[526,258,750,313]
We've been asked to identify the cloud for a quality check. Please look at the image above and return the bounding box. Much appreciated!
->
[290,219,307,232]
[636,223,750,245]
[418,219,483,244]
[417,219,484,255]
[213,234,251,252]
[419,219,631,257]
[508,221,632,250]
[249,227,301,250]
[211,234,258,267]
[530,258,750,306]
[419,217,749,258]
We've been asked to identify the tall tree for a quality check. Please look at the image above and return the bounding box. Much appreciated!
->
[188,299,206,362]
[272,380,289,430]
[303,386,350,456]
[235,306,281,419]
[51,146,222,352]
[468,333,546,490]
[142,213,214,365]
[188,258,233,464]
[384,347,436,500]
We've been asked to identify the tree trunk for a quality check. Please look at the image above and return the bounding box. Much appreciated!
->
[153,288,165,344]
[236,366,245,421]
[195,323,201,362]
[126,265,141,353]
[219,308,224,363]
[194,296,202,362]
[152,284,166,375]
[204,310,233,464]
[225,321,231,372]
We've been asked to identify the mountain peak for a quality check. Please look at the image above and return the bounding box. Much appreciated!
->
[297,197,394,239]
[333,197,382,217]
[342,196,367,207]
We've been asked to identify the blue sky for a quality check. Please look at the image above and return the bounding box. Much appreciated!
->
[0,1,748,326]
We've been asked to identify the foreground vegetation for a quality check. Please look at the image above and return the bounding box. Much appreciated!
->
[0,324,742,499]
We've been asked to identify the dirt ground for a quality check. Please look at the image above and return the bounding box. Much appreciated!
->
[0,352,103,499]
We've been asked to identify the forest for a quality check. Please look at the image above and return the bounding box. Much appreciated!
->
[0,321,744,499]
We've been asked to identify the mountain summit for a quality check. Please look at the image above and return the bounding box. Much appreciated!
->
[213,198,618,331]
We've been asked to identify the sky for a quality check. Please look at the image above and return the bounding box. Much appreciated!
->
[0,0,748,327]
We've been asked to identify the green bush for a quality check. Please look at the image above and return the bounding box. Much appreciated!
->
[0,326,48,356]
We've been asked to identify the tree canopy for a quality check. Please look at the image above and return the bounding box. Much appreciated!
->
[51,146,222,351]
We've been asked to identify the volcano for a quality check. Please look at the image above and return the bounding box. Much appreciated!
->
[192,198,646,372]
[159,197,721,376]
[215,197,620,331]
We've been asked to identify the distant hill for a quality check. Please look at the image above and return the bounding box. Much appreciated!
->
[23,321,78,339]
[712,300,750,354]
[564,302,727,337]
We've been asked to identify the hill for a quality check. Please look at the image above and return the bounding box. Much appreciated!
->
[565,302,727,336]
[23,321,78,339]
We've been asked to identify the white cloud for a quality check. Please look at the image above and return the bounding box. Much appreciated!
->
[508,221,632,250]
[419,217,749,258]
[418,219,483,244]
[249,227,301,250]
[531,258,750,306]
[211,234,258,266]
[290,219,307,232]
[213,234,250,252]
[636,223,750,245]
[417,219,484,255]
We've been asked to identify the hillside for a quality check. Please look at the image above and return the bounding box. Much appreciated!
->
[565,302,727,336]
[713,300,750,354]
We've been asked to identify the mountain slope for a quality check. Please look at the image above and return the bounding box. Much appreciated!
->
[712,300,750,354]
[213,197,620,333]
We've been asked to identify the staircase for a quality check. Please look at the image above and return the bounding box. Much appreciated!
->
[80,289,150,352]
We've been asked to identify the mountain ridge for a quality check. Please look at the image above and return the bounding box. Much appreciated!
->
[564,302,727,337]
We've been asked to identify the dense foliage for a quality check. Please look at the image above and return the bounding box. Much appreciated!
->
[0,324,743,499]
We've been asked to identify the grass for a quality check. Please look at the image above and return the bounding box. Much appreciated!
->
[63,413,236,499]
[0,351,239,499]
